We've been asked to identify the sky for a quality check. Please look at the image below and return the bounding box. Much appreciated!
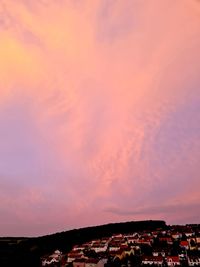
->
[0,0,200,237]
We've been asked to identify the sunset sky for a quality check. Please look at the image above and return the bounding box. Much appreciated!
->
[0,0,200,237]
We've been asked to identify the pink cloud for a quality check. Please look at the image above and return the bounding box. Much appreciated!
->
[0,0,200,236]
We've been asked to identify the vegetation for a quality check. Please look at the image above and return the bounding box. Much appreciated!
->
[0,220,166,267]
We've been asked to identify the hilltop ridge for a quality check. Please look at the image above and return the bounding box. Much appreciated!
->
[0,220,166,266]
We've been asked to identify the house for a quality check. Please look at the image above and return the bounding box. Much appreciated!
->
[50,250,62,260]
[130,243,141,252]
[138,236,152,245]
[180,241,189,250]
[152,248,169,257]
[109,242,121,251]
[196,236,200,244]
[127,236,139,244]
[73,258,86,267]
[109,249,124,260]
[187,238,196,249]
[112,234,123,238]
[142,256,163,266]
[85,258,99,267]
[67,251,84,263]
[91,243,108,253]
[159,237,173,245]
[101,238,111,244]
[121,246,135,256]
[185,230,194,237]
[42,250,62,266]
[124,234,134,238]
[171,233,182,240]
[188,256,200,266]
[42,257,59,266]
[73,245,87,251]
[166,256,180,266]
[178,253,187,261]
[92,241,101,247]
[111,237,127,246]
[152,231,159,238]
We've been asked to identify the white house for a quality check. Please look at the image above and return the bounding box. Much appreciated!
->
[91,244,108,253]
[188,256,200,266]
[142,256,163,266]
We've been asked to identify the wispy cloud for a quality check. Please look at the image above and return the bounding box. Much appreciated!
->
[0,0,200,236]
[104,203,200,216]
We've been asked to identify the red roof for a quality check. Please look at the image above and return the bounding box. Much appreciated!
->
[120,245,129,250]
[167,256,180,263]
[85,259,99,264]
[73,258,86,263]
[180,241,189,246]
[68,252,83,258]
[159,237,172,242]
[109,242,121,247]
[142,256,163,262]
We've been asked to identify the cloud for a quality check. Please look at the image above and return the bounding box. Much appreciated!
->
[104,203,200,217]
[0,0,200,236]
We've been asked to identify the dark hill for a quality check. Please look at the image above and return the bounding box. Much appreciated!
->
[0,220,166,267]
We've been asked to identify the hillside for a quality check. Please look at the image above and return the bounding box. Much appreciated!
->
[0,220,166,267]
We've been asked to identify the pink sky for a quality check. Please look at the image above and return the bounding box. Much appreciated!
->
[0,0,200,237]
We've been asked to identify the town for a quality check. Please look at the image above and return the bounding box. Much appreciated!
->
[41,224,200,267]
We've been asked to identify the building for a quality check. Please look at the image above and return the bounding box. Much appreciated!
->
[166,256,180,266]
[142,256,163,266]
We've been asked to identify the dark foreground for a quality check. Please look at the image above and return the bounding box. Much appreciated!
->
[0,220,165,267]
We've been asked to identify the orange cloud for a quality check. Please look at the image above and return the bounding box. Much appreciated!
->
[0,0,200,236]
